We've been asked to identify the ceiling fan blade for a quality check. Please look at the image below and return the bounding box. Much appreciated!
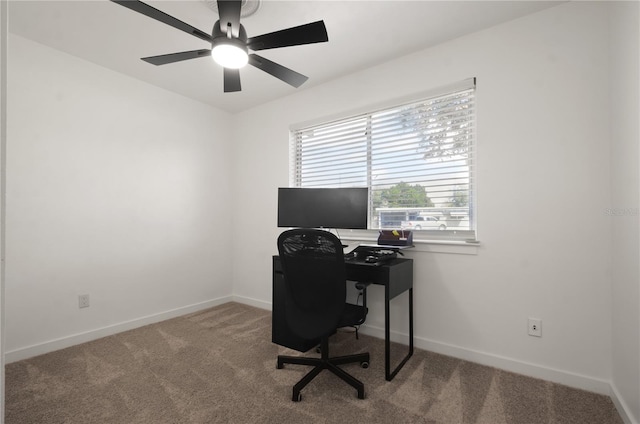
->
[142,49,212,66]
[224,68,242,92]
[247,21,328,51]
[249,54,308,88]
[217,0,242,38]
[110,0,212,43]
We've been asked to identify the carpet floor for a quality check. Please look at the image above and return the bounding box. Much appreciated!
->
[5,302,623,423]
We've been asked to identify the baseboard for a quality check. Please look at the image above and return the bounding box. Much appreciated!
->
[357,323,612,395]
[232,295,271,311]
[4,296,233,364]
[368,322,638,422]
[609,383,638,424]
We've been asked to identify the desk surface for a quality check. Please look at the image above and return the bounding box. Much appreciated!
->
[344,256,409,266]
[273,255,412,294]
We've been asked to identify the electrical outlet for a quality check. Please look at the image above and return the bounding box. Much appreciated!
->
[78,294,90,309]
[528,318,542,337]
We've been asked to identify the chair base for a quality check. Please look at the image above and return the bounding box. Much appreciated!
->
[277,338,370,401]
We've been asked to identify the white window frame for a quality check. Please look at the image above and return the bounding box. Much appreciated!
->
[289,78,477,244]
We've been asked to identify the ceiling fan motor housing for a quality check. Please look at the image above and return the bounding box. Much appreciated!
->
[212,20,247,43]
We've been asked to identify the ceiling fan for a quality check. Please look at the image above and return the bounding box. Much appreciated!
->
[111,0,329,92]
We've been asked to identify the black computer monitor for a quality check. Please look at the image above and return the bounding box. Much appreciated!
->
[277,187,368,229]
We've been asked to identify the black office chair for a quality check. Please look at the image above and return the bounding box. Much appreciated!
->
[276,228,370,401]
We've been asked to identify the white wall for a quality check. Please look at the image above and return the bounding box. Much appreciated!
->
[609,1,640,422]
[5,35,235,360]
[232,1,615,394]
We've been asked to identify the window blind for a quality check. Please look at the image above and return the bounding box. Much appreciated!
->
[290,79,476,242]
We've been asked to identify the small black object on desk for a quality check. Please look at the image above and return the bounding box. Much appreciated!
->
[345,245,399,266]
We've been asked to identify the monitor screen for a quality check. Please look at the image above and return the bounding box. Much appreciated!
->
[277,187,369,230]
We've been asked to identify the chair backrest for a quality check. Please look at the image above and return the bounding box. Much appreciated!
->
[277,229,346,340]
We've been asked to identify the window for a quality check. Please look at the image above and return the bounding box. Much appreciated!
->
[290,79,476,242]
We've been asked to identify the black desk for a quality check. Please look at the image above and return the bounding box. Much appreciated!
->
[272,256,414,381]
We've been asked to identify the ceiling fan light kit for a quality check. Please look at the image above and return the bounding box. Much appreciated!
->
[110,0,328,92]
[211,22,248,69]
[211,41,248,69]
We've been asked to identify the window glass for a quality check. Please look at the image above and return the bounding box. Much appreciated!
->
[291,79,476,242]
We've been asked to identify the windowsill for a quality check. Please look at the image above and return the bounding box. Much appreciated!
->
[339,235,480,255]
[409,240,479,255]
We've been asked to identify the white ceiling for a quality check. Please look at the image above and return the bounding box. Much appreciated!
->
[8,0,561,113]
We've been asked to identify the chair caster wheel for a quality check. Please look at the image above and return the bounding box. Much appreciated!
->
[293,392,302,402]
[361,361,369,369]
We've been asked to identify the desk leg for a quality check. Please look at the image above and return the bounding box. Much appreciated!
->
[409,287,414,357]
[385,284,391,380]
[384,287,414,381]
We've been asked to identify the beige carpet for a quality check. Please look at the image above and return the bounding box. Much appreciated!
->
[6,302,623,424]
